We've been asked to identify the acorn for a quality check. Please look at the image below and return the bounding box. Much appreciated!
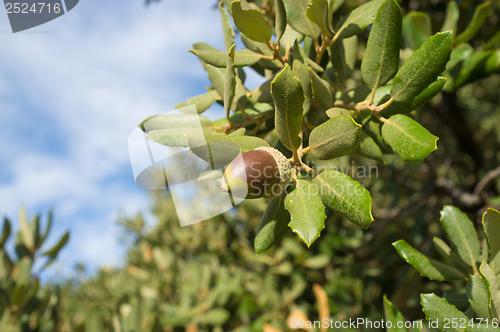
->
[221,146,292,199]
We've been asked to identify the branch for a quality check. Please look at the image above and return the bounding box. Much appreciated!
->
[473,166,500,197]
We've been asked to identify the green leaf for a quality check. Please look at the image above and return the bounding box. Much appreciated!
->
[19,209,34,251]
[325,107,351,118]
[453,1,492,47]
[433,237,454,261]
[467,275,493,319]
[361,0,402,89]
[440,205,481,269]
[309,68,333,108]
[190,48,263,68]
[484,31,500,51]
[147,128,195,147]
[140,113,213,133]
[483,208,500,272]
[313,170,373,228]
[285,180,326,247]
[42,231,69,267]
[334,0,390,40]
[390,31,452,102]
[0,218,11,248]
[280,24,304,52]
[175,90,221,114]
[393,240,466,281]
[225,44,236,121]
[271,64,304,153]
[381,114,438,162]
[231,1,272,43]
[381,76,447,117]
[254,195,290,253]
[219,3,234,51]
[283,0,321,39]
[421,293,469,331]
[292,40,312,114]
[383,295,408,332]
[186,131,270,166]
[446,50,500,91]
[402,12,431,50]
[355,131,385,163]
[306,0,330,36]
[479,262,500,319]
[275,0,287,41]
[441,1,459,33]
[309,115,361,160]
[328,0,344,31]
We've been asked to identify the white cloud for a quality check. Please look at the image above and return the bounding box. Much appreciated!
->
[0,0,226,278]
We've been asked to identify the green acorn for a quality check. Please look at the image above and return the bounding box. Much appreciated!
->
[221,147,292,199]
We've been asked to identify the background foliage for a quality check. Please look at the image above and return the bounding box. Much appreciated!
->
[1,0,499,331]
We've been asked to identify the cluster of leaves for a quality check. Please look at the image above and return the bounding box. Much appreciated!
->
[50,193,381,331]
[0,210,69,332]
[386,206,500,331]
[139,0,485,250]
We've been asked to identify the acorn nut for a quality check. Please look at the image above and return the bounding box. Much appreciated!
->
[221,146,292,199]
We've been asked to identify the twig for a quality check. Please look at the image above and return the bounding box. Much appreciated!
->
[473,166,500,197]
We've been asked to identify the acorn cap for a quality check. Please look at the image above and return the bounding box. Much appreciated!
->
[221,146,292,199]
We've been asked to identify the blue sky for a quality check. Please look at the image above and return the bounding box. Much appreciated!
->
[0,0,242,279]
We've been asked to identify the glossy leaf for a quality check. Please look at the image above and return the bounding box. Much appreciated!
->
[467,275,493,319]
[440,205,481,269]
[393,240,466,281]
[283,0,321,39]
[271,64,304,153]
[381,115,438,162]
[254,195,290,253]
[402,12,431,50]
[231,1,272,43]
[275,0,287,41]
[285,180,326,247]
[175,90,221,114]
[306,0,330,36]
[483,208,500,271]
[140,113,212,133]
[309,115,361,160]
[453,1,492,46]
[309,68,333,108]
[224,44,236,121]
[479,262,500,319]
[383,295,407,332]
[421,294,469,330]
[441,1,459,33]
[335,0,390,40]
[390,31,452,102]
[361,0,402,89]
[313,170,373,228]
[292,40,312,114]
